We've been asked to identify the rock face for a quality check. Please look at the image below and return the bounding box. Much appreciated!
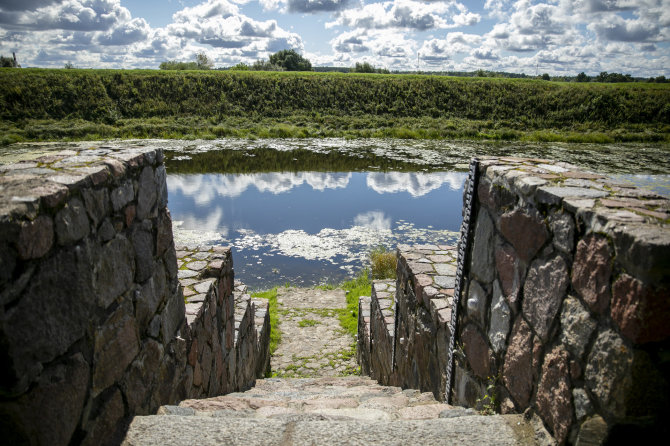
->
[447,158,670,445]
[0,146,271,446]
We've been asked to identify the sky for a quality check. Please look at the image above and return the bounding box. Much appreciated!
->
[0,0,668,76]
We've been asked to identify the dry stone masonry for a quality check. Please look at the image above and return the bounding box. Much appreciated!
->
[359,156,670,445]
[0,147,270,446]
[358,245,458,401]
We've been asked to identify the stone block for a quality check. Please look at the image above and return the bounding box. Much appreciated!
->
[135,263,168,331]
[470,208,494,283]
[550,211,575,254]
[488,282,511,354]
[461,323,491,379]
[494,243,522,310]
[536,345,572,445]
[162,292,186,345]
[559,296,596,359]
[585,329,633,419]
[572,388,593,422]
[137,166,157,220]
[2,242,96,392]
[571,234,612,314]
[131,225,155,283]
[82,388,125,446]
[466,280,487,325]
[95,235,135,309]
[110,179,134,212]
[500,207,548,262]
[612,274,670,344]
[0,353,89,446]
[156,208,173,256]
[17,215,53,260]
[575,415,608,446]
[55,197,90,245]
[92,305,140,396]
[155,165,168,208]
[503,317,534,407]
[522,254,569,342]
[611,225,670,283]
[82,187,110,228]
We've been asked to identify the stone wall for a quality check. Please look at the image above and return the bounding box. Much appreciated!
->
[358,157,669,444]
[453,157,670,444]
[358,246,458,401]
[0,147,270,446]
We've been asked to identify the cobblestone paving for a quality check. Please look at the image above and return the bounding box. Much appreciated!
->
[271,287,358,377]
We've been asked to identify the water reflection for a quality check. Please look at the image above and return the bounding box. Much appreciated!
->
[168,170,466,288]
[367,172,464,197]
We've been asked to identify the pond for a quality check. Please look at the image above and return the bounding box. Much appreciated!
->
[163,139,670,289]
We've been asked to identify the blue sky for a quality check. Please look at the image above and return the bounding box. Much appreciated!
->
[0,1,668,76]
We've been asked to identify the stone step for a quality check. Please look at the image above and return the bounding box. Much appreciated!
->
[125,378,553,445]
[123,411,551,446]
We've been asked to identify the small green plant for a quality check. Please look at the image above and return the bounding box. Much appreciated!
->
[476,375,499,415]
[298,318,321,327]
[251,287,281,355]
[370,246,396,279]
[338,269,372,337]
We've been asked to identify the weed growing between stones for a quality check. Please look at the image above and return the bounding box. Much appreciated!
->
[339,269,372,337]
[476,376,500,415]
[251,287,281,355]
[298,318,321,327]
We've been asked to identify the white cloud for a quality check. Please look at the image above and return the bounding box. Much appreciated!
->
[327,0,480,31]
[366,172,465,197]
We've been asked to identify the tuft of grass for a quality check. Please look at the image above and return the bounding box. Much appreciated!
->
[298,318,321,328]
[370,246,397,280]
[251,287,281,355]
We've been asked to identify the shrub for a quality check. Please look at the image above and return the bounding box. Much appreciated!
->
[370,246,396,280]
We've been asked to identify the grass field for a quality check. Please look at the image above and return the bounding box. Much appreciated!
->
[1,68,669,144]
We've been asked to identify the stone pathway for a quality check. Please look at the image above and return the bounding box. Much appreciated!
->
[271,287,358,377]
[123,376,555,445]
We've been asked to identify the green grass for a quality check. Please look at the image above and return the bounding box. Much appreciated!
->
[251,287,281,355]
[1,68,669,144]
[298,318,321,327]
[338,269,373,337]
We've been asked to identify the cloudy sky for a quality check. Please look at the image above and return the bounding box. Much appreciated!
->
[0,0,668,76]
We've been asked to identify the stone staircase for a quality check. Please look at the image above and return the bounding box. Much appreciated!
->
[123,376,554,445]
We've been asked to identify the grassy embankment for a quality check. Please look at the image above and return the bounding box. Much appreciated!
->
[1,68,669,145]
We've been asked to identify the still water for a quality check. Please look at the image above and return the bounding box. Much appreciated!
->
[163,139,670,289]
[168,171,464,289]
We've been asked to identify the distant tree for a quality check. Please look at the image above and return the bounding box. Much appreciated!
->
[159,52,211,70]
[64,61,74,69]
[268,49,312,71]
[251,59,285,71]
[594,71,633,83]
[655,75,667,83]
[1,53,19,68]
[476,69,486,77]
[576,72,590,82]
[351,62,389,74]
[229,63,249,71]
[195,52,212,70]
[541,73,550,80]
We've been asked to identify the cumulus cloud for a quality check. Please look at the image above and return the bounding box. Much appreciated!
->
[288,0,350,13]
[327,0,480,31]
[366,172,465,197]
[0,0,130,31]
